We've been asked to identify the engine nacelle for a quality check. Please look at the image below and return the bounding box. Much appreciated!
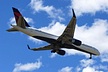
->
[72,39,82,46]
[57,50,65,56]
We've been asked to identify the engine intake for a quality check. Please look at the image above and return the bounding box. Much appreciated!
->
[72,39,82,46]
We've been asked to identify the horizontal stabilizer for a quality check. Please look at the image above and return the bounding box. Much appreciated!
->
[7,28,18,32]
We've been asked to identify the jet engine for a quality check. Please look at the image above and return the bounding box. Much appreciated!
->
[57,50,66,55]
[72,39,82,46]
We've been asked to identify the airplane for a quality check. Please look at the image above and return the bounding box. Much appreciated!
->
[7,7,100,59]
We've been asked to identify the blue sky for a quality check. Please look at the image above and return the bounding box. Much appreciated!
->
[0,0,108,72]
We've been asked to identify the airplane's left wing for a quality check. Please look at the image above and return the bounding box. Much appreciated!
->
[27,45,52,51]
[57,9,76,42]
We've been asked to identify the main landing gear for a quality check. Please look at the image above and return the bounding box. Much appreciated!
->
[89,54,92,59]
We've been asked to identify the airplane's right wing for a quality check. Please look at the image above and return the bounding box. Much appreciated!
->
[27,45,52,51]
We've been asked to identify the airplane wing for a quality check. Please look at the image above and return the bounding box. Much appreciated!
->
[27,45,52,51]
[57,9,76,42]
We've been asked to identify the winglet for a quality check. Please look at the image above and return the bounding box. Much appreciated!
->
[27,44,31,49]
[72,9,76,18]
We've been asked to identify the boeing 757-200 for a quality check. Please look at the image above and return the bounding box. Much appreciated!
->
[7,7,100,59]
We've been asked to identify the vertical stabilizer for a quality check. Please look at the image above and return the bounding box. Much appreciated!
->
[7,7,31,32]
[12,7,30,27]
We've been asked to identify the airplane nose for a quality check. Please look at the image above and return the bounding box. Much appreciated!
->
[96,50,100,56]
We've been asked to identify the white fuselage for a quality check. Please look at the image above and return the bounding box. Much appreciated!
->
[12,25,100,56]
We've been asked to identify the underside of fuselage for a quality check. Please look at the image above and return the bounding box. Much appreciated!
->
[32,35,98,56]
